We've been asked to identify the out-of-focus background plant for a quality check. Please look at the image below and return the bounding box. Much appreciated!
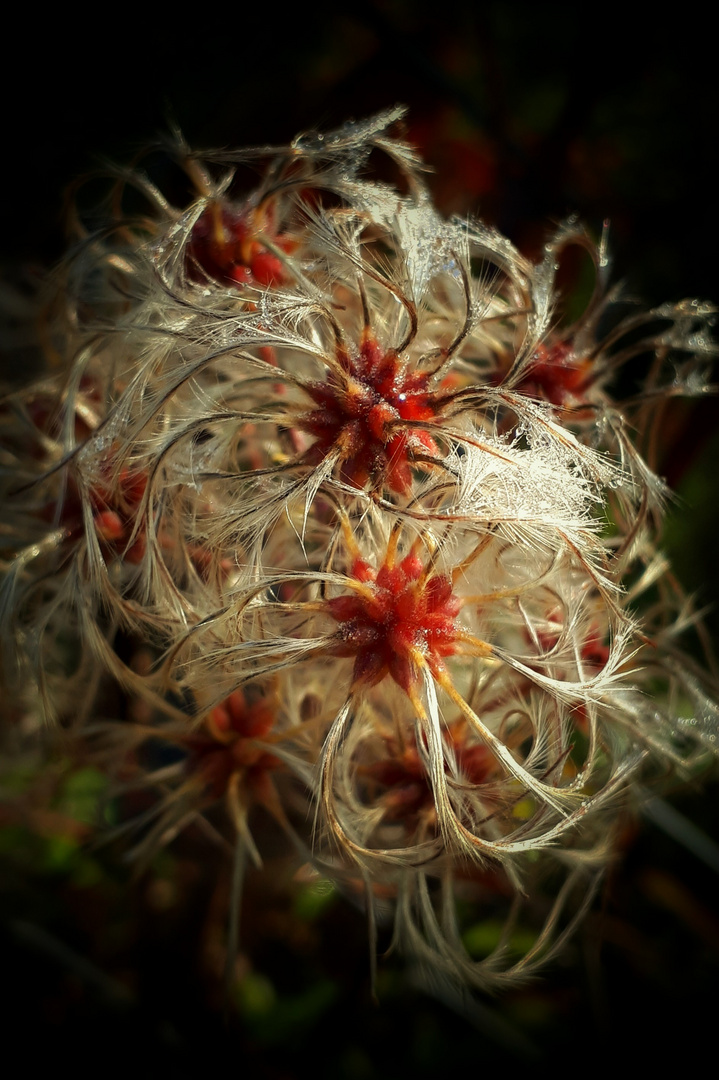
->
[2,6,718,1074]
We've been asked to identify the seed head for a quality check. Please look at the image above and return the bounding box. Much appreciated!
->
[2,107,717,998]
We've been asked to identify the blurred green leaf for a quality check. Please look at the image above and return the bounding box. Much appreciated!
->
[463,918,537,959]
[57,767,108,825]
[293,878,337,921]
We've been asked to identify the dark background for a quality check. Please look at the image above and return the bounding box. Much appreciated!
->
[5,6,719,301]
[2,5,718,1073]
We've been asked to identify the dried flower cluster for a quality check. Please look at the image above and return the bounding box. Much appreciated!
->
[2,107,718,994]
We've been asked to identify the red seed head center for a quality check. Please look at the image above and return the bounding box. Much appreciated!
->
[192,690,278,798]
[300,332,437,493]
[520,341,591,406]
[326,548,461,692]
